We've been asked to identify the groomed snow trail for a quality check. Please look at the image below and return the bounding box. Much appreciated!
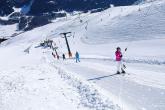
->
[0,45,122,110]
[47,54,165,110]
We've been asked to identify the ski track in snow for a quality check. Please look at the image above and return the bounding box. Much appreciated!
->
[54,57,165,90]
[47,54,165,110]
[44,52,122,110]
[0,47,122,110]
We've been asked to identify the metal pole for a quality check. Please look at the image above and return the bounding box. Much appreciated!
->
[61,32,72,58]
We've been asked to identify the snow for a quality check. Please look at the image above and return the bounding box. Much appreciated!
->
[0,24,18,38]
[0,0,165,110]
[0,44,121,110]
[47,58,165,110]
[0,64,84,110]
[13,7,21,13]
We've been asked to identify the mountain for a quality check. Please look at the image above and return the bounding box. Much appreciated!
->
[0,0,14,16]
[0,0,140,31]
[0,0,139,16]
[29,0,138,15]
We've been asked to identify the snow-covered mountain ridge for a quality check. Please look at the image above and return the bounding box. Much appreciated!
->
[0,0,139,16]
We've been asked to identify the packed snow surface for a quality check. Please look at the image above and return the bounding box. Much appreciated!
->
[0,0,165,110]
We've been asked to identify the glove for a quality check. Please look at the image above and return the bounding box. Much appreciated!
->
[120,55,123,57]
[125,48,127,51]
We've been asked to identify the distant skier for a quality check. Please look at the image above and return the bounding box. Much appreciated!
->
[75,51,80,63]
[52,52,56,58]
[115,47,125,74]
[62,54,66,60]
[57,54,60,60]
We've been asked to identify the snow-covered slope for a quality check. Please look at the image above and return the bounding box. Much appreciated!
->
[0,0,165,110]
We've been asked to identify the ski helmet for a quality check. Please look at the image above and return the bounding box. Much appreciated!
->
[117,47,121,50]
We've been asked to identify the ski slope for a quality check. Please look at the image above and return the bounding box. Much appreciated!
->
[0,0,165,110]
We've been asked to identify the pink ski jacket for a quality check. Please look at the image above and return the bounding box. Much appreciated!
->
[115,51,122,61]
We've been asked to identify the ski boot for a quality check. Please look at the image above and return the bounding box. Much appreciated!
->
[116,71,120,74]
[121,69,126,74]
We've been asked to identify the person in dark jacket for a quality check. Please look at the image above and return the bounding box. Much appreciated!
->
[62,54,66,60]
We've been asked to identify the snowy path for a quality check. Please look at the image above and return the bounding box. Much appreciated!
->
[0,46,122,110]
[47,53,165,110]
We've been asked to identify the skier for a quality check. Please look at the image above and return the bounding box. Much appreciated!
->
[115,47,125,74]
[52,52,56,58]
[75,51,80,63]
[57,54,60,60]
[62,54,66,60]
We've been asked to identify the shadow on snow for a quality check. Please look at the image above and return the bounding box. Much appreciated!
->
[87,73,121,81]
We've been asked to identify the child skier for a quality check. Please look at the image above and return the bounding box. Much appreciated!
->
[115,47,125,74]
[75,51,80,63]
